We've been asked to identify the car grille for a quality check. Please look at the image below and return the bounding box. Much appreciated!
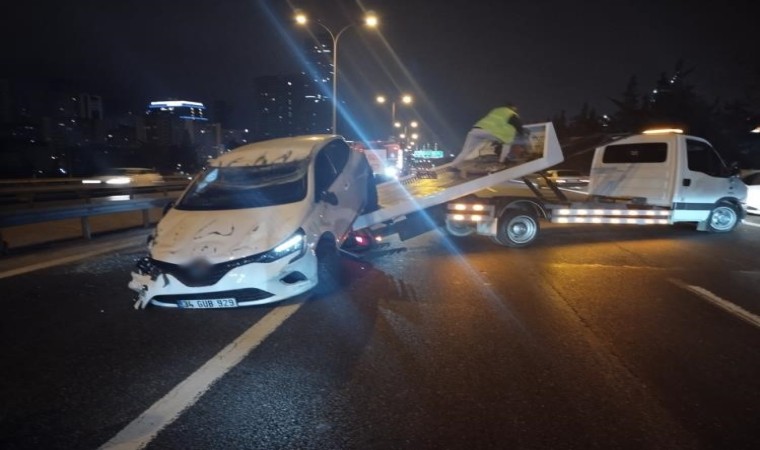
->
[148,253,265,287]
[152,288,274,305]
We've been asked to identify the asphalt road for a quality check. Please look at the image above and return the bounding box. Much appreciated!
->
[1,216,760,449]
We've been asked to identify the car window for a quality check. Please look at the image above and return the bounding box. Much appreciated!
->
[176,162,308,210]
[602,143,667,163]
[743,173,760,185]
[687,139,728,177]
[322,140,350,174]
[314,149,338,200]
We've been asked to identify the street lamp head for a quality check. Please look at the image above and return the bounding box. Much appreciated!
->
[294,10,307,25]
[394,122,402,128]
[376,95,386,104]
[401,94,413,105]
[365,11,379,27]
[410,121,418,128]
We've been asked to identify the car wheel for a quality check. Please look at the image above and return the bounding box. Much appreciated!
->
[706,203,739,233]
[494,209,539,247]
[314,239,342,295]
[445,218,475,237]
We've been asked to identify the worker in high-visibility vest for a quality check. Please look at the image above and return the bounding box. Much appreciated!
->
[452,102,530,167]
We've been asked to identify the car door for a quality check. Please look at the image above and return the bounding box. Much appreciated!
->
[679,138,740,204]
[313,140,362,241]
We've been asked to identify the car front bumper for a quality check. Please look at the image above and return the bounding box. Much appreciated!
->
[128,249,317,309]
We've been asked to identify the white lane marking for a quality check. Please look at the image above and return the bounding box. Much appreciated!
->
[671,278,760,329]
[100,302,303,450]
[0,239,144,279]
[741,219,760,228]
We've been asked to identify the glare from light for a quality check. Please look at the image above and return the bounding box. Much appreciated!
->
[410,121,418,128]
[384,166,399,178]
[82,180,102,184]
[453,204,467,211]
[365,12,379,27]
[106,177,131,185]
[751,126,760,134]
[643,128,683,134]
[294,10,307,24]
[401,94,413,104]
[376,95,386,104]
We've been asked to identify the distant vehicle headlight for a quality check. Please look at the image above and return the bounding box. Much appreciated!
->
[384,166,399,178]
[258,229,306,263]
[106,177,132,185]
[81,179,102,184]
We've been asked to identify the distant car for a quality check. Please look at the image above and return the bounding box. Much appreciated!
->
[82,167,164,186]
[411,160,437,179]
[530,169,588,189]
[128,135,377,309]
[743,172,760,215]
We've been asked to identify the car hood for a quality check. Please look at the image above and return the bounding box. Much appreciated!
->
[150,202,309,264]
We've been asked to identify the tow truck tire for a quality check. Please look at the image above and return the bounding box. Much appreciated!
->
[314,240,342,295]
[445,219,475,237]
[706,203,739,233]
[494,209,539,248]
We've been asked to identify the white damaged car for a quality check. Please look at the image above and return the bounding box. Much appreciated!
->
[128,135,377,309]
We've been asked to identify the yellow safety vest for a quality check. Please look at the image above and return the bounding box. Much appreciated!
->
[474,107,519,143]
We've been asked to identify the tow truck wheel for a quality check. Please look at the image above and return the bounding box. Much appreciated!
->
[706,203,739,233]
[445,219,475,237]
[314,239,342,295]
[495,209,539,248]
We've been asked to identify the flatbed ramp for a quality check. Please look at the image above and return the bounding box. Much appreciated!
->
[353,122,564,230]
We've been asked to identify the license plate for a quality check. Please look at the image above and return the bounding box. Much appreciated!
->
[177,298,237,309]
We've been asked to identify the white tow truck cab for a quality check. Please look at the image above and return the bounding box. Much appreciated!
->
[444,128,747,247]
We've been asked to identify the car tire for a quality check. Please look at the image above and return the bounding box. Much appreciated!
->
[494,208,539,247]
[706,203,739,233]
[314,239,342,295]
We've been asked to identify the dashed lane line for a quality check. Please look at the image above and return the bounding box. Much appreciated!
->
[99,302,303,450]
[670,278,760,330]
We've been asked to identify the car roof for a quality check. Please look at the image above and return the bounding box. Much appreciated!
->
[213,135,340,167]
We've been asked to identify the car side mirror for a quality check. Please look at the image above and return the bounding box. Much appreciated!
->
[320,191,339,206]
[729,161,741,177]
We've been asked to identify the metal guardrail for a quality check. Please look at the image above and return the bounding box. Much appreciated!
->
[0,196,178,253]
[0,178,190,206]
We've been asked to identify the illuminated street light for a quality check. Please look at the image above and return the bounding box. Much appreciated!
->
[377,94,413,136]
[295,10,379,134]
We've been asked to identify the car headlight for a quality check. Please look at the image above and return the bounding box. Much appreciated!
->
[258,229,306,263]
[384,166,399,178]
[106,177,132,185]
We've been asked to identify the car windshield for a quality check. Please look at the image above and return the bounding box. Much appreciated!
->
[176,160,309,210]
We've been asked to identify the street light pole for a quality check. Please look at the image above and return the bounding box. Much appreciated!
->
[376,94,412,139]
[296,11,378,135]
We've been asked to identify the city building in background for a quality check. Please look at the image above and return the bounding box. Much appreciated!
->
[144,100,223,169]
[251,35,334,141]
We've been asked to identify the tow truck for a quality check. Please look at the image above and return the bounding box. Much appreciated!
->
[351,125,747,248]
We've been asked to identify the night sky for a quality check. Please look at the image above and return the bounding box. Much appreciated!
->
[2,0,756,150]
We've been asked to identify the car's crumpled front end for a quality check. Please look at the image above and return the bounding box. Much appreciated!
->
[128,226,316,309]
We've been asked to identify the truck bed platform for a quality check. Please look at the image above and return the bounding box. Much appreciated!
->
[353,122,564,230]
